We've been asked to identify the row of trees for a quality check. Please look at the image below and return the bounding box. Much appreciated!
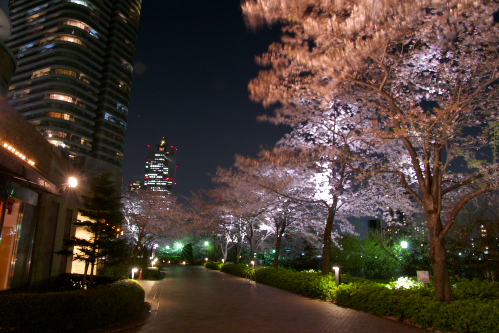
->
[63,1,499,303]
[235,0,499,302]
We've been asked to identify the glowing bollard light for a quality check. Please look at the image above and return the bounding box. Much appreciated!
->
[131,268,138,279]
[332,265,340,286]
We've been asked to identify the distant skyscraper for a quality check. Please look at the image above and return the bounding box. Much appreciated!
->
[144,139,177,193]
[6,0,142,180]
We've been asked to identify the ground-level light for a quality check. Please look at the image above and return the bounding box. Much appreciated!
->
[332,265,340,286]
[131,268,138,279]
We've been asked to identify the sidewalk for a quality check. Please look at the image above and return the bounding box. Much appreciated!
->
[124,265,422,333]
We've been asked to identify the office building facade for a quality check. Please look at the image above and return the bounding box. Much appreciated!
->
[6,0,142,180]
[144,139,177,193]
[0,0,80,290]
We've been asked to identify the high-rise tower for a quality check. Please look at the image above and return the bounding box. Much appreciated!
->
[0,0,14,95]
[6,0,142,179]
[143,139,177,193]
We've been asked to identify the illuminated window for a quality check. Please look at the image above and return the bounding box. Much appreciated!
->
[68,0,92,9]
[11,89,31,99]
[27,4,49,17]
[63,20,99,38]
[48,139,67,149]
[47,94,74,103]
[116,103,128,113]
[81,138,91,147]
[118,81,131,92]
[119,12,128,23]
[54,68,78,77]
[121,60,133,73]
[46,112,73,121]
[104,113,126,129]
[44,130,67,139]
[54,36,84,45]
[18,43,36,53]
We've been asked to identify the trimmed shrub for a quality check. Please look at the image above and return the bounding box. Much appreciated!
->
[141,267,162,280]
[256,267,336,299]
[0,279,145,332]
[219,266,499,333]
[333,280,499,333]
[55,273,120,291]
[221,263,250,277]
[204,261,223,270]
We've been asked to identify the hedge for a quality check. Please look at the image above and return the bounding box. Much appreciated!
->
[0,279,145,332]
[204,261,225,270]
[334,282,499,333]
[220,263,250,277]
[219,265,499,333]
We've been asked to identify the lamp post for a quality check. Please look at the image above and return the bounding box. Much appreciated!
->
[332,265,340,286]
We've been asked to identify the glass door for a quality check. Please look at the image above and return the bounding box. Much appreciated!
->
[0,197,24,290]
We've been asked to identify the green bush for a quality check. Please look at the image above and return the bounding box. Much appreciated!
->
[141,267,162,280]
[220,266,499,333]
[452,278,499,300]
[256,267,336,299]
[221,263,251,277]
[0,279,145,332]
[204,261,223,270]
[55,273,120,291]
[333,280,499,333]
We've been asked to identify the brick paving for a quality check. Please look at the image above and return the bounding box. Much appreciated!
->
[130,265,422,333]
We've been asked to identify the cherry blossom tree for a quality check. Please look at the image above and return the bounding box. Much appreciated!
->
[242,0,499,301]
[122,190,188,258]
[207,176,273,263]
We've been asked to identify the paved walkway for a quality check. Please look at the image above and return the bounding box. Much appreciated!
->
[129,265,422,333]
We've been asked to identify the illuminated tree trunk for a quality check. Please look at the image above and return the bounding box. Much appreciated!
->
[273,232,284,268]
[428,213,453,302]
[321,204,337,275]
[234,236,243,264]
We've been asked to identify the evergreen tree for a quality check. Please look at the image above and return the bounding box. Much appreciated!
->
[59,172,123,283]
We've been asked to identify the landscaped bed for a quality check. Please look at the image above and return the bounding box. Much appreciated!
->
[209,262,499,333]
[0,279,145,332]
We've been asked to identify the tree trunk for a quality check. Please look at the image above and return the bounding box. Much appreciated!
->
[235,237,242,264]
[321,206,336,275]
[83,261,89,287]
[273,232,284,268]
[428,214,453,302]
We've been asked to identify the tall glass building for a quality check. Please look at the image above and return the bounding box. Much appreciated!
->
[6,0,142,180]
[144,139,177,193]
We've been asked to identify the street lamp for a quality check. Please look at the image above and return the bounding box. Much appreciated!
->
[68,176,78,188]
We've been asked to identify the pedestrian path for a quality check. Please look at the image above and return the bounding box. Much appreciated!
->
[132,265,422,333]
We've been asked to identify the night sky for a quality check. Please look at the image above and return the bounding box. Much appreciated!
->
[123,0,288,196]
